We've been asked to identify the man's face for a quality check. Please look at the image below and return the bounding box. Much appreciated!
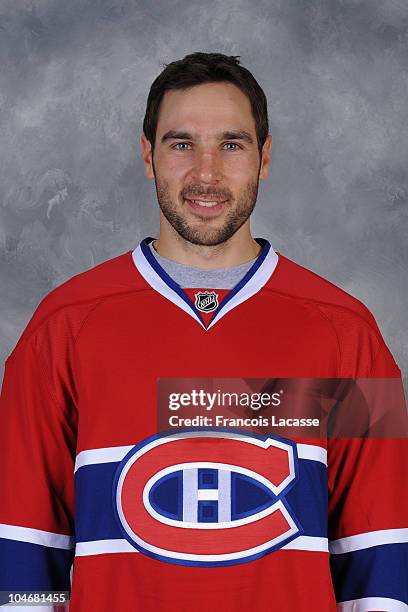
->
[141,82,272,246]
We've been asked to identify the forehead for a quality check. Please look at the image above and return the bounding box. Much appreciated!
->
[156,82,256,136]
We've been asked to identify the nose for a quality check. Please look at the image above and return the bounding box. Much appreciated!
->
[192,150,222,184]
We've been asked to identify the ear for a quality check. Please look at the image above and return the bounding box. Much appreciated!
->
[140,133,155,180]
[259,134,273,180]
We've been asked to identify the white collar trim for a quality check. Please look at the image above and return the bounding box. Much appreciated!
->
[131,238,278,331]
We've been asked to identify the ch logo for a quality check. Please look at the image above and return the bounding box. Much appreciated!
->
[113,428,301,566]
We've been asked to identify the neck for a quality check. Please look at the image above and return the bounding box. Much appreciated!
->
[154,218,261,269]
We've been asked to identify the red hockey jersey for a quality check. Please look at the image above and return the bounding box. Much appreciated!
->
[0,237,407,611]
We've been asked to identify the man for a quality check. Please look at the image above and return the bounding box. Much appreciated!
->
[0,52,407,611]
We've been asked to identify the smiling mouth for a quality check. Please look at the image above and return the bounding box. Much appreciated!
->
[184,197,227,216]
[186,198,226,207]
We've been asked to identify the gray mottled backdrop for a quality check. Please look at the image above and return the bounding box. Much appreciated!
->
[0,0,407,382]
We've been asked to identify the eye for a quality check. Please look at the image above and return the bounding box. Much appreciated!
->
[223,142,241,151]
[173,142,192,151]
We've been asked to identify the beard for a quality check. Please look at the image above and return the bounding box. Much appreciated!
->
[152,166,260,247]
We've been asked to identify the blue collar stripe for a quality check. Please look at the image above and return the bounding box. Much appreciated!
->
[132,237,279,331]
[208,238,270,324]
[140,238,204,325]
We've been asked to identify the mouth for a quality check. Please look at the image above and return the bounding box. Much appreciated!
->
[184,198,227,216]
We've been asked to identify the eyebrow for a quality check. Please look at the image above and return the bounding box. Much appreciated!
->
[160,130,255,145]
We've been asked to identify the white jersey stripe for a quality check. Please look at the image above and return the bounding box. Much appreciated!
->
[282,535,328,552]
[0,523,75,549]
[297,443,327,465]
[75,538,136,556]
[330,528,408,554]
[2,606,70,611]
[74,535,328,557]
[337,597,408,611]
[74,441,328,472]
[74,445,134,472]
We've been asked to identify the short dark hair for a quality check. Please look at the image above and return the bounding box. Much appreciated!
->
[143,52,269,156]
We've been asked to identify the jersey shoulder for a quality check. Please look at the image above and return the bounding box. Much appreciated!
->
[268,253,400,377]
[10,249,142,353]
[270,253,379,330]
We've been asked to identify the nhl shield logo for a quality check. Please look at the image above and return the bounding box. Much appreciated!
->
[112,428,301,567]
[194,291,219,313]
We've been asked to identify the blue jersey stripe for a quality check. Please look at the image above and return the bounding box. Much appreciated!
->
[330,542,408,605]
[0,537,73,590]
[74,458,327,542]
[75,462,123,540]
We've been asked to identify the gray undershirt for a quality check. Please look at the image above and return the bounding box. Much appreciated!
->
[148,240,258,289]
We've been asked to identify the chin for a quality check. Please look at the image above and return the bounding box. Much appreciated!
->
[179,227,235,247]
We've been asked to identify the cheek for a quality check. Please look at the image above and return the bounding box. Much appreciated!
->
[159,161,188,184]
[225,163,258,187]
[161,149,192,169]
[224,154,259,174]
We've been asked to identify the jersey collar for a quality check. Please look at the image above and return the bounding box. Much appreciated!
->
[131,237,278,331]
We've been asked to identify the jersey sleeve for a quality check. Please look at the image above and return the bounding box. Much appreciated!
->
[328,340,408,611]
[0,331,76,611]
